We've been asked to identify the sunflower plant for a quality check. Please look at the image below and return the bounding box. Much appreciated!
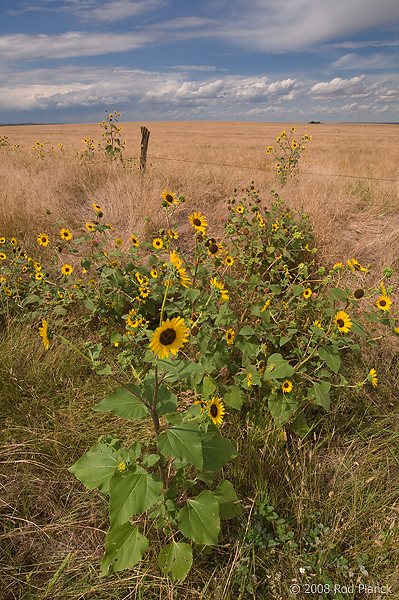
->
[266,126,311,185]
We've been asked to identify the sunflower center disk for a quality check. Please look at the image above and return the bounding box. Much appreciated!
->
[193,219,201,226]
[210,404,218,418]
[337,319,344,328]
[209,244,218,254]
[166,195,173,203]
[159,328,177,345]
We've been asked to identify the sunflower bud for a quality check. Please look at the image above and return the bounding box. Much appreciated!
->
[191,326,199,336]
[91,239,99,247]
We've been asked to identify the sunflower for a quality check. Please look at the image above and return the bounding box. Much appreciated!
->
[236,206,244,214]
[376,295,392,311]
[247,374,252,388]
[313,320,324,330]
[334,310,352,333]
[114,238,123,247]
[130,234,139,246]
[194,400,207,413]
[347,258,368,273]
[170,251,191,288]
[149,316,189,360]
[168,229,178,239]
[61,264,73,276]
[35,272,43,280]
[85,223,95,232]
[37,233,50,247]
[226,328,235,344]
[92,203,102,211]
[0,253,6,261]
[282,380,293,393]
[271,223,279,232]
[260,298,271,312]
[369,368,378,388]
[281,131,286,138]
[303,288,312,299]
[150,268,158,278]
[60,228,72,241]
[161,189,179,206]
[139,286,150,299]
[207,241,222,257]
[210,277,229,302]
[153,238,163,250]
[333,263,344,270]
[208,397,225,425]
[225,255,234,266]
[39,319,50,351]
[0,238,5,243]
[188,212,207,234]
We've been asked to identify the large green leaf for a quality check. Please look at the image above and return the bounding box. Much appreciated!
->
[100,523,148,576]
[310,381,331,411]
[214,302,236,326]
[158,541,193,582]
[69,441,120,492]
[264,353,294,381]
[223,385,245,409]
[178,490,220,545]
[143,378,177,415]
[213,480,241,520]
[268,392,299,427]
[93,384,149,419]
[158,425,203,470]
[156,359,204,382]
[201,432,237,472]
[318,346,341,374]
[109,469,163,527]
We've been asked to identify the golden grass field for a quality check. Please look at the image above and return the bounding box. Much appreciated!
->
[1,121,398,274]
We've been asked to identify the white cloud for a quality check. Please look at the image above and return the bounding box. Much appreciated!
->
[332,53,399,70]
[310,76,371,99]
[75,0,167,24]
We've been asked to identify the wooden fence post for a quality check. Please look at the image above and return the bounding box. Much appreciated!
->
[140,126,150,172]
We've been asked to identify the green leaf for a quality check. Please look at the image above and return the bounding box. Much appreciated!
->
[318,346,341,374]
[69,441,120,492]
[142,454,160,468]
[240,325,255,336]
[100,523,148,576]
[178,490,220,545]
[265,353,294,380]
[202,376,217,399]
[223,385,245,409]
[213,480,241,519]
[109,469,163,527]
[350,319,367,340]
[310,381,331,411]
[156,359,204,382]
[268,392,299,427]
[93,384,149,420]
[288,412,310,439]
[214,303,236,326]
[143,379,177,415]
[158,541,193,582]
[96,364,113,375]
[329,288,347,303]
[201,432,237,472]
[158,425,203,470]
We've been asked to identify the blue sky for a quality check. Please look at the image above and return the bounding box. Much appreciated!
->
[1,0,399,123]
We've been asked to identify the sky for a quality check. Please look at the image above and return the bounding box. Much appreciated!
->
[1,0,399,124]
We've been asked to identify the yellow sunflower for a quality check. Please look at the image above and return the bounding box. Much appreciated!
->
[260,299,271,312]
[114,238,123,247]
[282,380,293,393]
[0,253,6,260]
[85,223,95,232]
[130,234,139,246]
[226,328,235,344]
[37,233,50,247]
[376,295,392,311]
[149,316,189,360]
[369,368,378,388]
[188,212,207,234]
[153,238,163,250]
[60,228,72,241]
[168,229,178,239]
[92,203,102,211]
[236,206,244,214]
[210,277,229,302]
[303,288,312,299]
[170,251,191,288]
[207,241,222,257]
[334,310,352,333]
[161,189,179,206]
[39,318,50,351]
[208,397,225,425]
[225,255,234,266]
[61,264,73,276]
[150,268,158,278]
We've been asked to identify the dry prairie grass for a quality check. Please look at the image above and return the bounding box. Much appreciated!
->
[1,121,398,271]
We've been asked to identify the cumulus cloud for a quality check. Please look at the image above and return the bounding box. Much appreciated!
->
[310,76,371,99]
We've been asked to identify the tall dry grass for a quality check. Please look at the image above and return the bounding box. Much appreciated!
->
[1,121,398,271]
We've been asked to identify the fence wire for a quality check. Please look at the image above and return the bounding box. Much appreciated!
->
[147,155,399,183]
